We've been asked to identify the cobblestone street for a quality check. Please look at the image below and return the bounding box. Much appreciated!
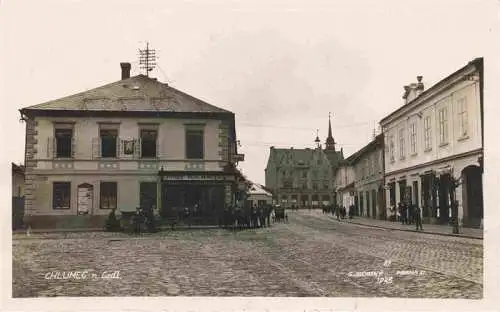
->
[12,210,483,298]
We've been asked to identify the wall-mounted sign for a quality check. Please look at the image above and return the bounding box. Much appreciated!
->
[163,175,228,181]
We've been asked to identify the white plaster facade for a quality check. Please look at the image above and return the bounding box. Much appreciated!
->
[334,163,355,212]
[381,58,483,227]
[27,116,230,217]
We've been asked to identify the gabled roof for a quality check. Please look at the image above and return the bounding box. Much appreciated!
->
[247,183,273,196]
[20,75,232,115]
[345,134,384,164]
[268,147,343,168]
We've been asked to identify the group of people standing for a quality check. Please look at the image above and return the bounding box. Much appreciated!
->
[391,202,423,231]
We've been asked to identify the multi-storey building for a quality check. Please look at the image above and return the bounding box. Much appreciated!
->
[334,159,355,213]
[265,117,344,208]
[20,62,244,229]
[349,134,385,219]
[380,58,483,227]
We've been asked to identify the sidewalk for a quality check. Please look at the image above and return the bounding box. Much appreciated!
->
[332,216,483,240]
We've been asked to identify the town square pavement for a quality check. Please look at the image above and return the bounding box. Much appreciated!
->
[12,210,483,298]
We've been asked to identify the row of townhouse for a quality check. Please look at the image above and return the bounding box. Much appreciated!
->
[334,57,483,228]
[20,62,245,229]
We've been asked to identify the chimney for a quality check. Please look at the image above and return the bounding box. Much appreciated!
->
[416,76,424,96]
[120,62,131,80]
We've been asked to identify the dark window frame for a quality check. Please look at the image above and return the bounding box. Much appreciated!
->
[55,128,73,158]
[140,181,158,209]
[53,182,71,210]
[140,129,158,158]
[100,129,118,158]
[100,182,117,210]
[185,129,204,160]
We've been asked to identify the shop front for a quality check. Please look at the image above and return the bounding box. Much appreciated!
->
[158,169,236,225]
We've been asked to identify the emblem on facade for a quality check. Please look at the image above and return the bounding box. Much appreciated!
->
[123,140,135,155]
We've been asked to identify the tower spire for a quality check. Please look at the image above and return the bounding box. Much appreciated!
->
[325,112,336,151]
[315,129,321,148]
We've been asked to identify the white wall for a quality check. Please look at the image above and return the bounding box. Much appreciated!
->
[383,80,481,175]
[35,116,224,162]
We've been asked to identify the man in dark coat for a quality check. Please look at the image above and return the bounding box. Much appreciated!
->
[415,205,423,231]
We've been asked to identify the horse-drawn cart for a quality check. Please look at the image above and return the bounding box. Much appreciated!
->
[273,204,288,223]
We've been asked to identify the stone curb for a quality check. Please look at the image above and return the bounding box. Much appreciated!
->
[338,219,483,240]
[13,228,104,234]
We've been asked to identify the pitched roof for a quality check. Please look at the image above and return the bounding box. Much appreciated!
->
[20,75,232,114]
[248,183,273,196]
[380,57,483,125]
[345,134,384,164]
[270,147,344,168]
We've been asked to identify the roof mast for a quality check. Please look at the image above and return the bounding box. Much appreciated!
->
[139,41,157,77]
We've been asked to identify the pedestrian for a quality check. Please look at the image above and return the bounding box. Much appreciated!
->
[415,205,423,231]
[398,203,404,225]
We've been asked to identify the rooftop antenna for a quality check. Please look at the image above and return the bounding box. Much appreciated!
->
[138,41,156,77]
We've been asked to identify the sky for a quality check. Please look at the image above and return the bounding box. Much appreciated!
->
[1,0,498,185]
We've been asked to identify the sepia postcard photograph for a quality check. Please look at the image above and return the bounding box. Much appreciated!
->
[2,0,499,311]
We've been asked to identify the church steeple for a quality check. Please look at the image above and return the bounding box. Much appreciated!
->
[325,112,336,151]
[314,129,321,148]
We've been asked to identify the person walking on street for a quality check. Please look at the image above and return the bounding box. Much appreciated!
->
[415,205,423,231]
[398,203,404,225]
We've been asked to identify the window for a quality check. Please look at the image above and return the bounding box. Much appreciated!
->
[186,129,204,159]
[302,171,307,178]
[457,97,468,137]
[439,107,448,144]
[424,116,432,150]
[389,134,395,163]
[140,182,157,209]
[399,128,405,159]
[55,128,73,158]
[313,182,318,190]
[53,182,71,209]
[100,182,117,209]
[323,181,329,189]
[100,129,118,158]
[140,129,157,158]
[409,123,417,155]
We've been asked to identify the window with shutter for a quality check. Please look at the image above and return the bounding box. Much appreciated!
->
[55,128,73,158]
[140,129,158,158]
[100,129,118,158]
[47,137,55,158]
[134,138,141,158]
[91,137,101,159]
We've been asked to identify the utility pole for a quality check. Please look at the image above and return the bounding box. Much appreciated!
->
[139,41,157,77]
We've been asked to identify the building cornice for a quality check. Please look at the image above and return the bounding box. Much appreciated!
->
[384,148,482,177]
[380,58,482,127]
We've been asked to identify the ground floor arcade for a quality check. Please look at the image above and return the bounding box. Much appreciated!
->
[384,153,483,228]
[276,189,335,208]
